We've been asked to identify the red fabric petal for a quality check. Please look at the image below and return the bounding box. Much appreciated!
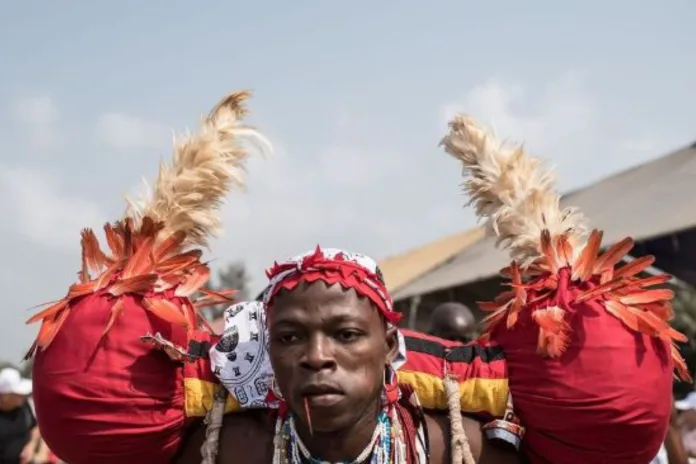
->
[266,255,401,325]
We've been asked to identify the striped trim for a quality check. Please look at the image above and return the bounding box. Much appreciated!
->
[398,370,509,417]
[404,335,505,364]
[184,378,242,417]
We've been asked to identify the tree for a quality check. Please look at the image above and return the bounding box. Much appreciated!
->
[218,262,250,302]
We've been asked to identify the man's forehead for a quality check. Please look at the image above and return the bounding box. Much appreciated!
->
[272,284,377,322]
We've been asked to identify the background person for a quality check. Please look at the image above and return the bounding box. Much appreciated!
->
[0,367,48,463]
[428,301,477,343]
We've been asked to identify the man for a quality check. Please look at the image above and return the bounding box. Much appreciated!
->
[0,367,45,463]
[176,248,522,463]
[674,392,696,462]
[428,301,477,343]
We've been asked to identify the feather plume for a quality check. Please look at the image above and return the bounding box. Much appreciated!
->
[125,91,272,248]
[440,116,588,266]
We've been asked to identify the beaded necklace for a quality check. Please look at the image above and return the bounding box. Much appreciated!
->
[272,406,407,464]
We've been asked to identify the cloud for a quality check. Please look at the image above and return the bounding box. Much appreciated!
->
[439,71,662,193]
[96,112,170,151]
[11,96,61,150]
[0,165,107,252]
[442,71,596,158]
[13,96,59,125]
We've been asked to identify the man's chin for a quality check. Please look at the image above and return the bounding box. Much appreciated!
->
[299,415,350,434]
[293,403,350,432]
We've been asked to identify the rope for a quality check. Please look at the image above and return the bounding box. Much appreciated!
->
[444,375,476,464]
[201,385,228,464]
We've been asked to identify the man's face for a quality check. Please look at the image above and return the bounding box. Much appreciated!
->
[0,393,25,411]
[432,316,476,343]
[268,281,396,432]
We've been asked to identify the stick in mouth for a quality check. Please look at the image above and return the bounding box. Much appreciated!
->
[304,396,314,437]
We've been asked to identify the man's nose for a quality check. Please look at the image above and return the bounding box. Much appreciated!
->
[300,334,336,372]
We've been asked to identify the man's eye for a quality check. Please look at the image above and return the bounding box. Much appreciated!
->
[276,333,301,344]
[335,330,362,342]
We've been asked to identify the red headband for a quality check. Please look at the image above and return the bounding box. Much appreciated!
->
[264,247,401,325]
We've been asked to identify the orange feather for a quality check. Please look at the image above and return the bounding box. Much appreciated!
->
[108,274,158,296]
[156,250,203,274]
[604,299,640,332]
[67,281,99,299]
[593,237,634,275]
[37,308,71,349]
[532,306,570,358]
[104,223,124,260]
[571,230,603,281]
[619,289,674,306]
[174,265,211,298]
[81,229,109,276]
[152,230,187,262]
[142,297,189,327]
[672,344,692,382]
[26,299,69,324]
[122,236,155,279]
[613,256,656,280]
[95,261,121,291]
[554,235,573,268]
[575,279,626,304]
[625,274,672,290]
[101,299,125,338]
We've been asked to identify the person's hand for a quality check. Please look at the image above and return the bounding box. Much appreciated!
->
[19,441,35,464]
[673,405,681,426]
[680,410,696,430]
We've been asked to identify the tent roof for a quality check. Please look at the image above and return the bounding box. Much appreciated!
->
[378,227,485,293]
[393,141,696,301]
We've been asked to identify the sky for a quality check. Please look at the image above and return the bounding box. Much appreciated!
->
[0,1,694,362]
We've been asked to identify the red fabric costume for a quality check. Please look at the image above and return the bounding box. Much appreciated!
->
[441,115,690,464]
[29,220,232,464]
[485,238,686,463]
[25,91,261,464]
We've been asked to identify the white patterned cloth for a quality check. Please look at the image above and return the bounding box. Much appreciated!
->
[209,301,275,408]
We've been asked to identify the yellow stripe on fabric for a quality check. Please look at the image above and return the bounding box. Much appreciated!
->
[398,370,509,417]
[184,378,242,417]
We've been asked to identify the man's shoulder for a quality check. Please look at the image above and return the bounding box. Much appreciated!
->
[221,409,274,437]
[175,409,275,464]
[219,411,274,462]
[423,411,523,464]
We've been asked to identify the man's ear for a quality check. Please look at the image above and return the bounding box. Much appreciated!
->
[385,326,399,363]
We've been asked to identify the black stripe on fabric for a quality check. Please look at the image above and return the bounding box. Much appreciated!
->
[404,335,505,364]
[188,340,211,359]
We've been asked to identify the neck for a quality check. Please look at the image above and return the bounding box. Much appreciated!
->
[295,400,382,462]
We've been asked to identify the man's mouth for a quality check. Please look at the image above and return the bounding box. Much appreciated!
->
[300,384,344,407]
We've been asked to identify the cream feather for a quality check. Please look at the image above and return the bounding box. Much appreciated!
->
[125,91,272,248]
[440,115,587,266]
